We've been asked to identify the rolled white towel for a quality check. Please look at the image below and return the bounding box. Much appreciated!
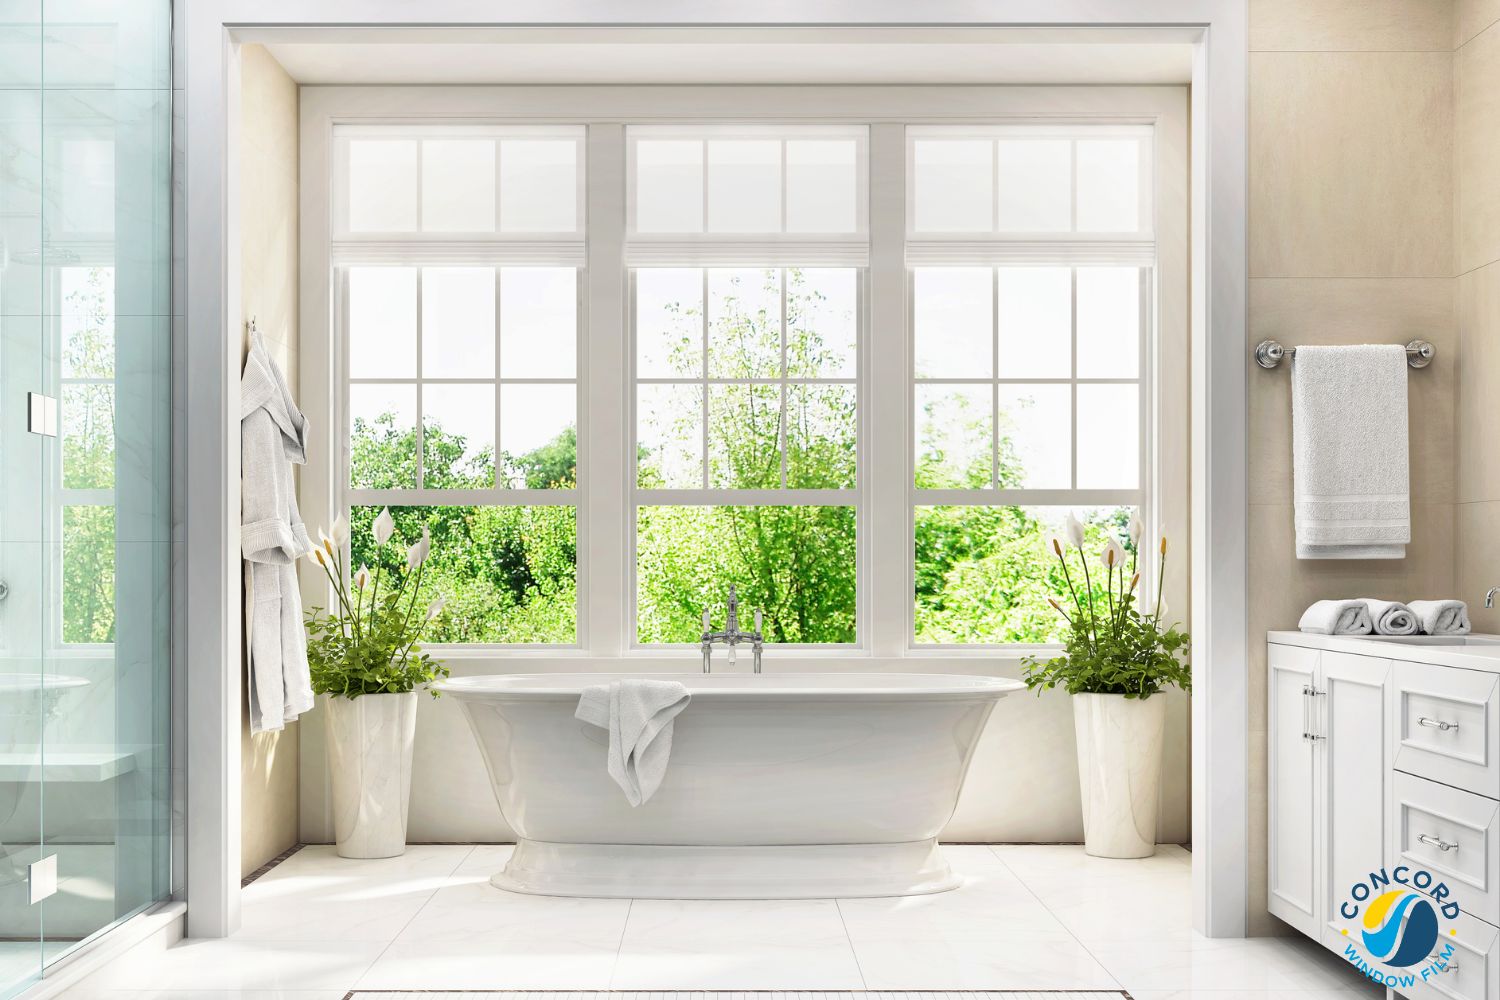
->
[1408,600,1471,636]
[1298,599,1374,635]
[1359,598,1419,635]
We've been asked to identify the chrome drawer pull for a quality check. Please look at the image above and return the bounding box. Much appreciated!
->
[1418,716,1460,732]
[1418,833,1458,852]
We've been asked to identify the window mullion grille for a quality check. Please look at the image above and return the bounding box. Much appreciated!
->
[501,262,513,488]
[1070,266,1079,491]
[415,267,425,490]
[701,267,710,490]
[780,268,789,489]
[991,265,1000,491]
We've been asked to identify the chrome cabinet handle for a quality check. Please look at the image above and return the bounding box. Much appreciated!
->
[1418,716,1460,732]
[1418,833,1459,852]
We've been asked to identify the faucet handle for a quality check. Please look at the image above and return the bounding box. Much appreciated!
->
[754,608,763,634]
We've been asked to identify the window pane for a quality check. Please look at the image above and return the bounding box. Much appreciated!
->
[350,383,417,489]
[352,505,576,644]
[637,268,703,378]
[637,383,704,489]
[708,268,781,379]
[500,139,577,233]
[423,384,495,489]
[997,385,1070,489]
[348,267,416,379]
[913,138,992,233]
[63,505,115,643]
[348,139,417,232]
[785,139,857,233]
[635,139,703,233]
[914,505,1135,644]
[63,383,114,489]
[636,505,855,643]
[914,268,991,379]
[786,267,856,379]
[915,384,991,489]
[996,139,1071,232]
[786,383,855,489]
[1077,267,1140,379]
[500,384,576,488]
[1076,138,1140,233]
[500,267,576,378]
[422,267,495,379]
[1077,384,1139,489]
[997,267,1070,378]
[707,139,781,233]
[61,267,114,378]
[421,138,495,233]
[708,383,782,489]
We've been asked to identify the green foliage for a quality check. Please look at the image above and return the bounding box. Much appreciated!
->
[1021,533,1191,699]
[303,518,451,699]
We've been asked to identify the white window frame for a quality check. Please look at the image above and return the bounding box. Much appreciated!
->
[328,122,588,649]
[300,85,1190,663]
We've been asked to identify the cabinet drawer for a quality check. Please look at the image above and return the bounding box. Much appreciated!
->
[1391,906,1498,1000]
[1392,661,1500,798]
[1394,772,1500,926]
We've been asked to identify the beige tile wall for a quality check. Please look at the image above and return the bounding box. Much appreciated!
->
[1455,6,1500,630]
[239,43,302,879]
[1247,0,1457,935]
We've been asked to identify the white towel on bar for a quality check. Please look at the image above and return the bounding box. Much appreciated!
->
[1359,598,1419,635]
[1408,600,1472,636]
[1298,599,1374,635]
[1291,345,1410,559]
[575,679,691,807]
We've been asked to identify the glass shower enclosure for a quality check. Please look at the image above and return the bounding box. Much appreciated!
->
[0,1,174,995]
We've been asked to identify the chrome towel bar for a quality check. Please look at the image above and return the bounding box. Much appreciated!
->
[1255,339,1435,370]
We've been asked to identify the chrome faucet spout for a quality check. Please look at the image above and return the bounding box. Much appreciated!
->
[1486,587,1500,610]
[699,585,765,673]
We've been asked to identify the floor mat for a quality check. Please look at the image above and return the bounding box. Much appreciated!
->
[345,993,1133,999]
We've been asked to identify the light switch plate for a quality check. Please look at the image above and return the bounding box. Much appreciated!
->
[28,854,57,904]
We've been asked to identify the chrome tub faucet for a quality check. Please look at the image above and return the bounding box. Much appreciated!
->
[1486,587,1500,609]
[700,585,764,673]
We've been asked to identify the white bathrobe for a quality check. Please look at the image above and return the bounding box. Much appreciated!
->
[241,331,314,733]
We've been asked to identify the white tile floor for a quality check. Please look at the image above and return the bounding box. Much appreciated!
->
[56,843,1382,1000]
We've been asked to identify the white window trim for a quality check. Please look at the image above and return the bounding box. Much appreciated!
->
[300,85,1190,662]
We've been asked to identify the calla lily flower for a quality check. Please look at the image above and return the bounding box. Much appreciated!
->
[373,507,395,546]
[426,597,445,621]
[1063,513,1085,549]
[1101,538,1125,570]
[1128,513,1145,544]
[353,564,370,590]
[330,513,350,547]
[406,526,432,570]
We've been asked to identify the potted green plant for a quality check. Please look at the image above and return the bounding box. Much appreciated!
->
[1022,513,1190,858]
[304,508,450,859]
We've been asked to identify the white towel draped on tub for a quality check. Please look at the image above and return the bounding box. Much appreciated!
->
[1408,600,1472,636]
[1298,599,1374,635]
[1291,345,1410,559]
[576,679,691,806]
[1359,598,1419,635]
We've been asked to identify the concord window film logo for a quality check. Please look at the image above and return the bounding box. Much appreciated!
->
[1340,866,1460,989]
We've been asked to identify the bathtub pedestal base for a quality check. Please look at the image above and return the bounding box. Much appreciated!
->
[493,838,959,899]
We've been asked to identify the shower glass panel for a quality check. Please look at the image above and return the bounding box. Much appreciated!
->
[0,2,172,996]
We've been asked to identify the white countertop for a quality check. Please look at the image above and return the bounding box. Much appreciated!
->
[1269,630,1500,672]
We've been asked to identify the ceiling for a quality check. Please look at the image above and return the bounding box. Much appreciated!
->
[259,27,1197,86]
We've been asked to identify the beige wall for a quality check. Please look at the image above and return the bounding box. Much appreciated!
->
[239,43,302,878]
[1248,0,1458,935]
[1455,6,1500,626]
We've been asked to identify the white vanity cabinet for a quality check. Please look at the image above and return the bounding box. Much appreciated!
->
[1268,633,1500,1000]
[1268,642,1391,947]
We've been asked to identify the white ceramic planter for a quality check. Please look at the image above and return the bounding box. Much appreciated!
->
[324,691,418,859]
[1073,692,1167,859]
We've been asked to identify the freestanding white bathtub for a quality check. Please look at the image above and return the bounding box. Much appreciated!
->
[440,671,1022,899]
